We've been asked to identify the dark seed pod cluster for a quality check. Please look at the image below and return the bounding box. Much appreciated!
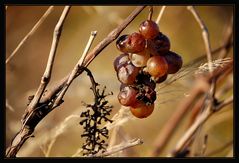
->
[79,69,113,156]
[114,19,183,119]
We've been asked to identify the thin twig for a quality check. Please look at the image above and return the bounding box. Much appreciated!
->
[53,31,97,108]
[40,6,146,104]
[27,6,71,112]
[170,95,233,157]
[148,6,153,20]
[40,114,81,157]
[6,6,71,158]
[169,61,233,156]
[187,6,216,101]
[6,99,15,112]
[91,138,143,157]
[6,6,54,64]
[200,134,208,156]
[6,6,146,158]
[71,148,83,157]
[156,6,166,24]
[187,6,213,73]
[151,78,210,156]
[151,58,233,156]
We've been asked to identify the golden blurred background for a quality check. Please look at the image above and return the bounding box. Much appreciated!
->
[6,6,233,157]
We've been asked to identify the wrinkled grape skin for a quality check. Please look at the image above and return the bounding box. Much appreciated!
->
[118,86,139,107]
[114,53,130,71]
[117,63,140,85]
[116,33,146,53]
[146,55,168,78]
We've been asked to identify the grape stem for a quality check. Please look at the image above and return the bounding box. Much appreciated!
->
[148,6,153,20]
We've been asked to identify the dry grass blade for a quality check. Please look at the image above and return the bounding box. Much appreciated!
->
[40,114,81,157]
[104,106,134,131]
[53,31,97,108]
[170,95,233,157]
[195,58,232,74]
[6,6,54,64]
[156,6,166,24]
[27,6,71,112]
[90,138,143,157]
[6,99,15,112]
[187,6,213,73]
[6,6,71,157]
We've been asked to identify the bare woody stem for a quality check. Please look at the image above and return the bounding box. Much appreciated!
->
[40,6,146,104]
[148,6,153,20]
[27,6,71,112]
[170,95,233,157]
[173,6,226,156]
[151,80,209,156]
[6,6,146,158]
[169,60,233,157]
[53,31,97,108]
[6,6,54,64]
[187,6,217,101]
[150,6,232,156]
[187,6,213,73]
[6,6,71,158]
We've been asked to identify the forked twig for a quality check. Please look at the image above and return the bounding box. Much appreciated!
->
[170,95,233,157]
[39,6,146,104]
[151,78,210,156]
[53,31,97,108]
[6,6,146,158]
[27,6,71,112]
[6,6,54,64]
[187,6,216,99]
[187,6,213,73]
[6,6,71,157]
[168,59,233,156]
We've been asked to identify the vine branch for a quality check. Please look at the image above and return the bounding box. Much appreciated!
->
[169,60,233,157]
[6,6,71,157]
[6,6,146,158]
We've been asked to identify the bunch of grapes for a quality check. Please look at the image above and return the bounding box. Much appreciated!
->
[114,19,183,119]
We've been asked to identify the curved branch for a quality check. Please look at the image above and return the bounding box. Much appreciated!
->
[6,6,146,158]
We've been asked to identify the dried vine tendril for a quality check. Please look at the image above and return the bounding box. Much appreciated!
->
[79,66,113,156]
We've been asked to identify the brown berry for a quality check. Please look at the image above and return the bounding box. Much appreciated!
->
[146,55,168,78]
[139,20,160,39]
[164,51,183,74]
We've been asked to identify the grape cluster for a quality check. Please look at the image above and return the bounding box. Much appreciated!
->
[114,20,183,119]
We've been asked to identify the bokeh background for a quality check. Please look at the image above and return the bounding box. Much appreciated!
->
[6,6,233,157]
